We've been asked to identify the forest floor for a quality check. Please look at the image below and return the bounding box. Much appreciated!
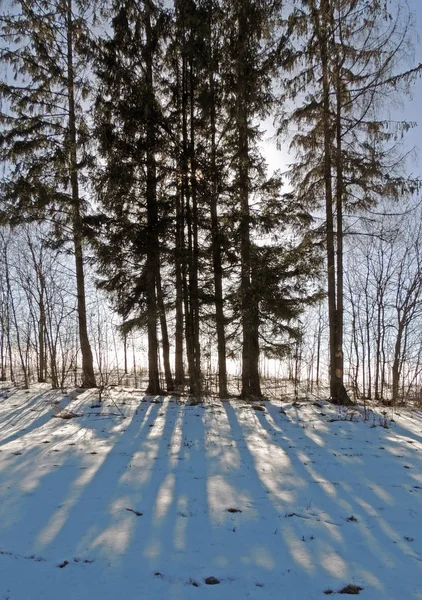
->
[0,384,421,600]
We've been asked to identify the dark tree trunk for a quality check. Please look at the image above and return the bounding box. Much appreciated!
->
[249,264,262,397]
[47,329,59,389]
[237,5,261,399]
[123,333,128,375]
[156,265,174,391]
[0,323,5,381]
[334,52,348,403]
[316,307,322,386]
[66,0,96,388]
[7,307,13,382]
[38,289,46,383]
[175,182,185,388]
[1,245,14,383]
[181,48,195,395]
[178,28,200,400]
[209,48,228,399]
[374,290,382,400]
[392,322,403,403]
[318,0,350,405]
[189,60,202,399]
[174,52,185,389]
[27,237,47,383]
[144,0,160,395]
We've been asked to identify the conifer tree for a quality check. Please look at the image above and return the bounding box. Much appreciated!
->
[220,0,282,398]
[278,0,421,403]
[93,0,172,394]
[166,0,222,399]
[0,0,97,387]
[174,0,202,400]
[201,0,229,398]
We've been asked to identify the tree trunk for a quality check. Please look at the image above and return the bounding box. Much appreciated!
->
[123,333,128,375]
[249,263,262,397]
[175,182,185,388]
[181,50,195,394]
[144,0,160,395]
[38,288,46,382]
[317,0,350,404]
[66,0,96,388]
[0,273,8,381]
[315,305,322,386]
[237,4,261,399]
[189,60,202,399]
[374,284,383,400]
[46,326,59,389]
[350,293,360,397]
[365,293,372,399]
[7,314,14,382]
[174,52,185,388]
[4,249,28,388]
[209,50,228,399]
[26,235,47,383]
[0,320,5,381]
[334,58,349,403]
[392,321,404,403]
[178,28,200,400]
[2,246,14,383]
[156,265,174,391]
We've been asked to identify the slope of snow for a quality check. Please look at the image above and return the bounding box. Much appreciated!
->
[0,385,421,599]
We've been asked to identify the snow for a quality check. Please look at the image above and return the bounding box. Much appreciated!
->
[0,385,421,599]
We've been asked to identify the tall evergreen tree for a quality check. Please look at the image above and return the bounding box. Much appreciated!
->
[202,0,229,398]
[0,0,97,387]
[93,0,172,394]
[166,0,223,399]
[278,0,421,403]
[221,0,282,398]
[174,0,202,400]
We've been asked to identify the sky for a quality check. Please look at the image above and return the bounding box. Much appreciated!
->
[403,0,422,167]
[264,0,422,179]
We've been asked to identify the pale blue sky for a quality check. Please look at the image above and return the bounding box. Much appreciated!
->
[403,0,422,164]
[264,0,422,177]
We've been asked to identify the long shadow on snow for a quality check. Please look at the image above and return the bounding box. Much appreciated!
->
[218,402,312,583]
[127,400,302,590]
[0,390,75,447]
[0,396,106,552]
[260,402,422,594]
[128,401,215,587]
[47,397,178,561]
[0,395,160,559]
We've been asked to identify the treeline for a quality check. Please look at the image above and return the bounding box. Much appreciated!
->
[292,200,422,404]
[0,0,420,402]
[0,224,140,390]
[344,202,422,403]
[2,212,422,403]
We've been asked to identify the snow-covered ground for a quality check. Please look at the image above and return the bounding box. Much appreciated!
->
[0,384,421,599]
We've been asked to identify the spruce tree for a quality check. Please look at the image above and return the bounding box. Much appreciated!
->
[278,0,421,403]
[0,0,97,387]
[220,0,282,398]
[93,0,171,395]
[201,0,229,398]
[165,0,220,399]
